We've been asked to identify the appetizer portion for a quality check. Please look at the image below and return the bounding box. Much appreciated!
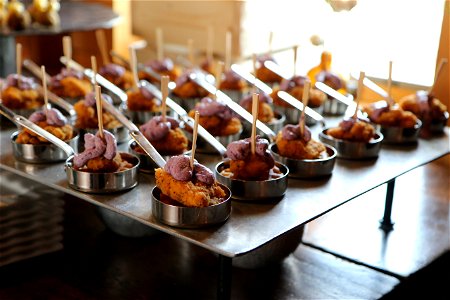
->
[275,124,326,160]
[326,118,376,142]
[73,91,121,129]
[73,130,132,172]
[188,97,241,136]
[49,68,91,99]
[155,155,227,207]
[400,91,448,127]
[364,100,418,128]
[171,70,209,99]
[272,75,327,109]
[139,58,180,83]
[126,86,161,112]
[254,54,283,85]
[139,116,188,155]
[16,107,74,144]
[219,69,246,92]
[99,63,134,91]
[222,136,280,181]
[1,73,43,109]
[239,92,274,123]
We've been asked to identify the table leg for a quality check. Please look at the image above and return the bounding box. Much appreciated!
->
[217,255,232,300]
[0,35,16,77]
[380,178,396,231]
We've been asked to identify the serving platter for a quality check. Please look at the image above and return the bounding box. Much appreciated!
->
[0,119,449,258]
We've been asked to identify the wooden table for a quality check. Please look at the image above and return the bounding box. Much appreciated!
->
[0,121,448,299]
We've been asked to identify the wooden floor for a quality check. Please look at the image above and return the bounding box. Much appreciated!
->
[0,154,448,299]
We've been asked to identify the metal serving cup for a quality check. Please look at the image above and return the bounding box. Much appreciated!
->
[125,109,161,125]
[241,111,286,138]
[378,119,422,144]
[169,95,202,112]
[319,129,384,160]
[151,184,232,228]
[233,225,304,269]
[215,161,289,201]
[185,129,242,154]
[269,143,336,178]
[11,131,79,163]
[129,141,189,173]
[323,97,348,115]
[221,89,244,103]
[427,111,449,134]
[274,104,323,126]
[97,207,159,237]
[65,152,140,193]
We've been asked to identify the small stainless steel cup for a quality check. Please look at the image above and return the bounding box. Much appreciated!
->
[242,111,286,138]
[184,129,241,154]
[125,109,161,125]
[378,120,422,144]
[151,184,232,228]
[215,161,289,201]
[269,143,336,178]
[65,152,140,193]
[322,97,348,115]
[11,131,79,163]
[319,129,384,159]
[275,104,323,126]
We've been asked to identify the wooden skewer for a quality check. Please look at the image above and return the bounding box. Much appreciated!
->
[268,31,273,56]
[63,36,72,69]
[129,46,139,89]
[161,75,169,122]
[225,30,232,71]
[95,29,110,65]
[41,66,49,117]
[95,84,104,139]
[293,45,298,76]
[428,58,448,94]
[299,80,310,137]
[187,38,195,65]
[250,93,259,155]
[387,61,393,106]
[252,53,257,93]
[156,27,164,61]
[91,55,98,86]
[190,111,199,170]
[353,71,365,119]
[16,43,22,76]
[214,61,224,99]
[206,26,214,61]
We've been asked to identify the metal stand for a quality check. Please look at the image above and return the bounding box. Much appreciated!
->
[0,35,16,77]
[380,178,396,231]
[217,255,232,300]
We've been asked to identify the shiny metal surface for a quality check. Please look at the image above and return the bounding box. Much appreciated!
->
[270,143,336,178]
[151,185,231,228]
[215,161,289,201]
[378,120,422,144]
[129,141,186,173]
[97,206,159,237]
[322,98,348,115]
[427,112,449,134]
[168,95,201,112]
[11,131,79,163]
[65,152,140,193]
[125,109,161,125]
[1,123,449,258]
[185,130,241,154]
[221,89,244,103]
[319,129,383,159]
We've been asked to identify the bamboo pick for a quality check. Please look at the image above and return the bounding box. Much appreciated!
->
[387,61,393,106]
[63,36,72,69]
[187,38,194,65]
[156,27,164,61]
[161,75,169,122]
[207,26,214,61]
[214,61,224,99]
[95,84,104,139]
[129,46,139,90]
[428,58,448,94]
[41,66,49,117]
[190,111,199,170]
[225,30,232,71]
[16,43,22,76]
[252,53,257,93]
[293,45,298,76]
[268,31,273,56]
[299,80,310,137]
[91,55,98,86]
[95,29,110,65]
[250,93,259,155]
[353,71,365,119]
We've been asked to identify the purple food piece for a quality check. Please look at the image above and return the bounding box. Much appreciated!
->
[225,136,273,163]
[4,74,36,90]
[146,58,174,72]
[164,155,193,181]
[281,124,311,142]
[222,70,241,85]
[73,130,117,168]
[239,92,272,108]
[99,63,126,78]
[50,68,84,88]
[29,108,67,126]
[140,116,179,141]
[84,91,113,107]
[195,97,232,120]
[193,162,214,185]
[315,71,344,90]
[280,75,308,91]
[367,100,390,122]
[138,86,156,100]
